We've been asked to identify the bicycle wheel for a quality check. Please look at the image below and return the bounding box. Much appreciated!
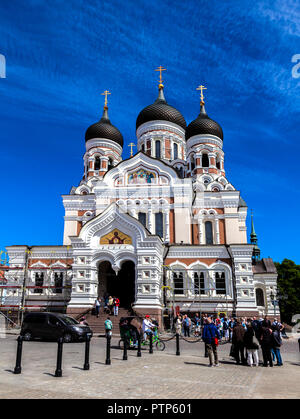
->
[156,340,165,351]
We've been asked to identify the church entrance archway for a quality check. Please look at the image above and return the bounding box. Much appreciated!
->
[98,260,136,309]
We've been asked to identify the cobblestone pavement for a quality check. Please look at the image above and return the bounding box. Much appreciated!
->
[0,335,299,399]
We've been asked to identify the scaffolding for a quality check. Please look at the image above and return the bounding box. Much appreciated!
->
[0,249,73,326]
[162,264,231,329]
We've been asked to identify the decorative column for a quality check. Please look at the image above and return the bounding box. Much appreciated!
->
[198,219,204,244]
[164,210,170,242]
[148,208,154,234]
[214,219,220,244]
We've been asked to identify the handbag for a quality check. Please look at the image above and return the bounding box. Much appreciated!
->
[214,337,219,346]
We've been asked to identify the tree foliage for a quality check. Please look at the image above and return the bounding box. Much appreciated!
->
[274,259,300,324]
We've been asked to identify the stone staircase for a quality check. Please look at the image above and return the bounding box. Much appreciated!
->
[81,307,133,336]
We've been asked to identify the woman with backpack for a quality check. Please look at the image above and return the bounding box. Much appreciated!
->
[243,321,259,367]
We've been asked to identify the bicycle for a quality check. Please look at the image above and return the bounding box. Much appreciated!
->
[141,330,165,351]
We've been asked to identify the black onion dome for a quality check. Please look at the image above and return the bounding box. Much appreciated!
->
[136,88,186,130]
[185,103,223,141]
[85,107,123,147]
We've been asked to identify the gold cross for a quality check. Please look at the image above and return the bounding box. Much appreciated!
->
[155,66,166,87]
[196,85,207,103]
[101,90,111,107]
[128,142,136,157]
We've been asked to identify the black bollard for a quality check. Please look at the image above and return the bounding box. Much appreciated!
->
[55,337,64,377]
[123,336,128,360]
[14,335,23,374]
[105,333,111,365]
[83,334,91,370]
[137,333,142,358]
[298,337,300,352]
[176,333,180,356]
[149,332,153,354]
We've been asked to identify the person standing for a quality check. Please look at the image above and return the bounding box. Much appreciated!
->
[113,297,120,316]
[232,320,246,365]
[202,316,220,367]
[271,324,283,366]
[260,321,274,367]
[182,314,191,337]
[104,316,113,337]
[243,321,259,367]
[94,297,101,318]
[108,296,114,315]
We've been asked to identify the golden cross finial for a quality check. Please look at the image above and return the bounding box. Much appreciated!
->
[128,142,136,157]
[196,84,207,104]
[155,66,166,88]
[101,90,111,108]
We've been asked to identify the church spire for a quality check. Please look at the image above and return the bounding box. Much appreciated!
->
[250,210,260,263]
[155,66,167,102]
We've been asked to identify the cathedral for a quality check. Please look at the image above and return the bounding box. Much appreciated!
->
[3,69,279,325]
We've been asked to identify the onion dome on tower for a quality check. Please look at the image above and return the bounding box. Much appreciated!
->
[186,99,223,141]
[186,85,225,179]
[83,90,123,181]
[136,66,186,164]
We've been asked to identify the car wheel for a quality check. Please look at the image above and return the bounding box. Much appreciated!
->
[63,333,72,343]
[23,331,33,341]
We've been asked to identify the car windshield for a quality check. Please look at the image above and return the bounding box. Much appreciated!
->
[61,316,79,325]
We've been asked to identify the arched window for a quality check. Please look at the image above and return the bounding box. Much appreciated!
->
[141,144,145,152]
[155,212,163,237]
[202,153,209,167]
[34,273,44,294]
[173,143,178,160]
[155,140,161,159]
[216,155,221,169]
[215,272,226,294]
[94,156,100,170]
[173,272,184,294]
[205,221,213,244]
[256,288,265,306]
[194,272,205,295]
[138,212,146,228]
[54,273,63,294]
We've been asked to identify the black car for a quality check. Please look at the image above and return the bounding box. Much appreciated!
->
[20,312,93,343]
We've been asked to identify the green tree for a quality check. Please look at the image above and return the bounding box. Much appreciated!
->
[274,259,300,324]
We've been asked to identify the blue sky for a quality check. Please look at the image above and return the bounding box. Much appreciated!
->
[0,0,299,263]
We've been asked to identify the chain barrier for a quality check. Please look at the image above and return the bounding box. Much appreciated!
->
[158,333,177,342]
[159,333,230,345]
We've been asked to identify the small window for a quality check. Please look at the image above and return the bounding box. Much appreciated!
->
[216,272,226,295]
[155,140,161,159]
[94,156,100,170]
[194,272,205,295]
[155,212,163,238]
[173,143,178,160]
[256,288,265,306]
[173,272,184,295]
[202,153,209,167]
[34,273,44,294]
[108,158,113,170]
[138,212,147,228]
[190,154,195,171]
[205,221,213,244]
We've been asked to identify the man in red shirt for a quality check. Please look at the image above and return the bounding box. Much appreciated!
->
[113,297,120,316]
